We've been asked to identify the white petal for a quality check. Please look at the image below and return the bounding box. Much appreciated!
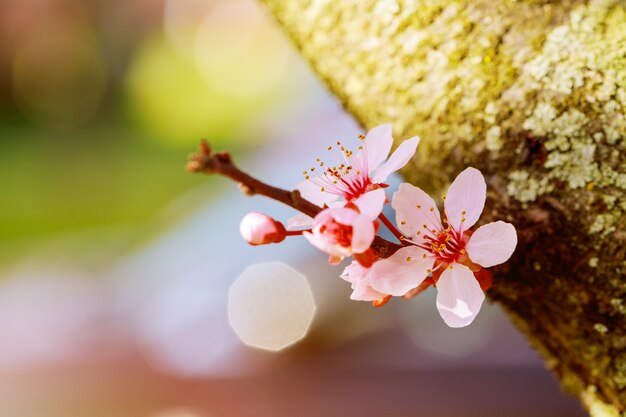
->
[340,261,387,301]
[371,136,419,184]
[364,124,393,172]
[303,231,349,258]
[330,207,359,226]
[391,183,442,242]
[435,264,485,328]
[369,246,433,296]
[340,261,365,284]
[353,188,386,219]
[287,213,313,229]
[466,221,517,268]
[444,167,486,232]
[350,284,387,302]
[297,179,339,207]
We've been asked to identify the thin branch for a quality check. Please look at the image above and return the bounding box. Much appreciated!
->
[186,140,402,257]
[378,212,405,242]
[187,140,321,218]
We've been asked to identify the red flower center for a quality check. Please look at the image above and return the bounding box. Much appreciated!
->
[319,220,353,247]
[424,227,467,264]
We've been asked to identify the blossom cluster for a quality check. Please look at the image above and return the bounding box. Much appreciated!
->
[239,124,517,328]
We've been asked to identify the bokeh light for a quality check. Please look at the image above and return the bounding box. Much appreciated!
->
[125,35,237,146]
[194,0,291,99]
[229,262,316,351]
[126,0,300,147]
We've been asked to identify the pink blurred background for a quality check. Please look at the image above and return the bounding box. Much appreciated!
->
[0,0,586,415]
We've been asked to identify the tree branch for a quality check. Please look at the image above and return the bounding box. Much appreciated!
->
[259,0,626,412]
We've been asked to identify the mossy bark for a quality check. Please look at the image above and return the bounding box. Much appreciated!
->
[260,0,626,414]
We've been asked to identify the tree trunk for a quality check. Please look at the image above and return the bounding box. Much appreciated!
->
[260,0,626,414]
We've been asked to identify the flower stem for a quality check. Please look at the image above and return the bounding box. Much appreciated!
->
[378,212,404,242]
[285,229,309,236]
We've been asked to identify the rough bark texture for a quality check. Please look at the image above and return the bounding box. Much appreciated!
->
[260,0,626,414]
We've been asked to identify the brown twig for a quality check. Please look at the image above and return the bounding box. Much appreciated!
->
[186,140,402,257]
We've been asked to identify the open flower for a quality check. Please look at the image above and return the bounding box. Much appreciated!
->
[297,124,419,213]
[303,189,385,266]
[369,168,517,327]
[239,212,287,245]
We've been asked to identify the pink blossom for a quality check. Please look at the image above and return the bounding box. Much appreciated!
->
[340,261,390,304]
[303,199,382,266]
[369,168,517,327]
[297,124,419,213]
[239,212,287,246]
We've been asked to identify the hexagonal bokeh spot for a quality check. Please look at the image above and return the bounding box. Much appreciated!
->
[228,262,316,351]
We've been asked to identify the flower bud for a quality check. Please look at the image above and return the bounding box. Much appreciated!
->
[239,212,286,245]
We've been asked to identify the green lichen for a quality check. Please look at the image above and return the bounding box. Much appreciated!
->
[595,323,609,334]
[610,299,626,315]
[584,386,622,417]
[485,125,503,151]
[506,170,554,203]
[589,213,618,236]
[504,0,626,230]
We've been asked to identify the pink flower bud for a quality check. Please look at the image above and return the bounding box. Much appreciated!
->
[239,212,286,245]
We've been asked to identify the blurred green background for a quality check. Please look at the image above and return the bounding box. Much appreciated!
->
[0,0,309,265]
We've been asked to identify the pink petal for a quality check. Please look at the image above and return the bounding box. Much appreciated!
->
[391,183,442,242]
[287,213,313,229]
[303,231,349,258]
[340,261,387,301]
[330,207,359,226]
[369,246,434,296]
[350,215,375,253]
[435,263,485,328]
[444,167,486,232]
[466,221,517,268]
[339,261,364,284]
[313,208,334,225]
[351,154,370,181]
[353,188,386,219]
[297,178,339,207]
[371,136,419,184]
[364,123,393,172]
[350,284,387,302]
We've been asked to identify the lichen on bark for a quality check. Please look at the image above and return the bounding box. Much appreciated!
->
[260,0,626,414]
